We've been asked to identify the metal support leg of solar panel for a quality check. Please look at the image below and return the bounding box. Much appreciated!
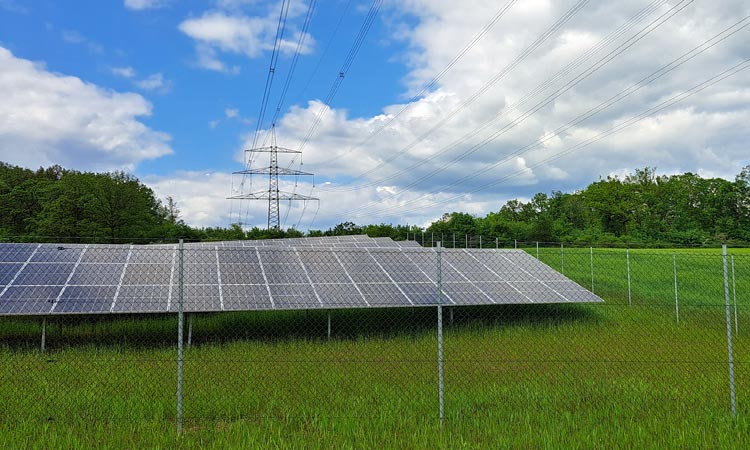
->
[41,317,46,351]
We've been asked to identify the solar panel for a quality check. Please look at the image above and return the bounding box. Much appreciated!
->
[0,243,602,316]
[187,235,412,249]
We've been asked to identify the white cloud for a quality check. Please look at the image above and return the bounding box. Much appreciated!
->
[135,72,172,93]
[111,67,173,94]
[178,1,315,72]
[0,0,29,13]
[61,30,85,44]
[144,169,496,230]
[216,0,259,10]
[81,0,750,231]
[61,29,104,54]
[124,0,168,11]
[194,43,240,74]
[145,171,235,228]
[0,46,172,172]
[112,66,136,78]
[216,0,750,230]
[225,108,239,118]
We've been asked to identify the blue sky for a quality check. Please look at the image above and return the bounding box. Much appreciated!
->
[0,0,408,174]
[1,0,749,230]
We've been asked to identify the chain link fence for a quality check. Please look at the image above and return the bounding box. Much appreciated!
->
[0,240,747,445]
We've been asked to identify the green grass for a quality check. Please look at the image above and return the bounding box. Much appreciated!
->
[1,248,749,448]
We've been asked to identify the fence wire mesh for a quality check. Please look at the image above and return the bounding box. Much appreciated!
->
[0,240,747,446]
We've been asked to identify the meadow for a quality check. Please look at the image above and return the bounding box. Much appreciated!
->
[0,247,748,448]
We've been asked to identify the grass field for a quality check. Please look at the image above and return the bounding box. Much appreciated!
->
[0,248,748,448]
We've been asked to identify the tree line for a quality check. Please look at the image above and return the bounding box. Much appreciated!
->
[427,167,750,245]
[1,162,748,245]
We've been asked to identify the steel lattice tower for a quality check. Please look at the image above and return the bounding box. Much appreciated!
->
[229,128,317,230]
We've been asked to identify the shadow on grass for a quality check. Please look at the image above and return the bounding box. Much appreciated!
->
[0,304,601,352]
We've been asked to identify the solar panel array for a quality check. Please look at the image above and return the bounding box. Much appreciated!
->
[0,237,601,316]
[192,235,421,248]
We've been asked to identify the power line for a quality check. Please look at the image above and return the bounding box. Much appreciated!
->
[345,57,750,220]
[278,0,383,229]
[295,0,353,101]
[323,0,672,192]
[268,0,318,130]
[418,14,750,202]
[234,0,293,224]
[250,0,292,151]
[296,0,383,154]
[313,0,520,166]
[318,0,592,188]
[259,0,319,227]
[326,0,696,219]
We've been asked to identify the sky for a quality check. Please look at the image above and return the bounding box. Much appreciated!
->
[1,0,749,231]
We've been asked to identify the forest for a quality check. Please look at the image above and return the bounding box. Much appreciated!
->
[1,162,748,245]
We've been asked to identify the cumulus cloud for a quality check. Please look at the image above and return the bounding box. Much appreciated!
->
[112,67,172,94]
[178,0,315,72]
[145,171,235,227]
[218,0,750,229]
[53,0,749,231]
[0,46,172,171]
[135,72,172,93]
[0,0,29,14]
[124,0,169,10]
[216,0,260,10]
[61,29,103,54]
[112,66,136,78]
[145,169,495,230]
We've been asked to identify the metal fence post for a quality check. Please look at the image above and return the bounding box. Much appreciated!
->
[590,247,594,293]
[496,237,498,249]
[187,314,193,348]
[465,234,468,249]
[561,243,564,274]
[626,249,632,307]
[723,244,737,417]
[536,241,539,259]
[41,317,46,351]
[479,236,482,249]
[177,238,185,433]
[452,233,456,248]
[436,241,445,424]
[514,239,517,249]
[673,253,679,323]
[732,255,737,334]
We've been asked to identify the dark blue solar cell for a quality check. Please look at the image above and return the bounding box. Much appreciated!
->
[114,285,170,312]
[79,247,131,264]
[54,286,117,313]
[182,284,221,312]
[0,243,38,263]
[0,285,62,314]
[222,284,272,310]
[31,245,84,263]
[13,263,75,285]
[67,264,124,285]
[0,263,24,285]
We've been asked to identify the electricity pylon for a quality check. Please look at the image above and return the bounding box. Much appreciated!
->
[229,127,317,230]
